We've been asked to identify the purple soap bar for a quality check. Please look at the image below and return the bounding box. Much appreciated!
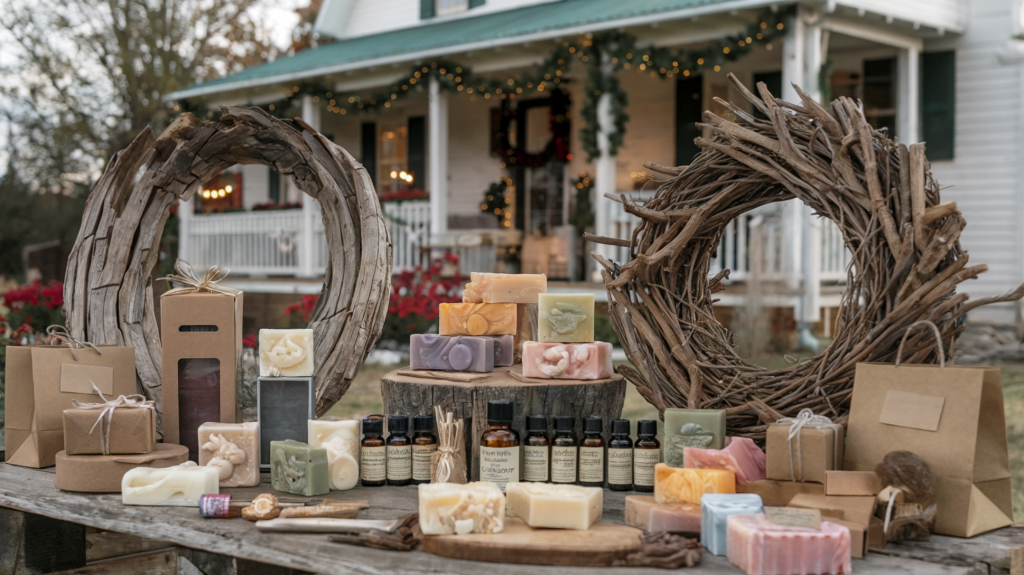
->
[492,335,514,367]
[410,334,495,372]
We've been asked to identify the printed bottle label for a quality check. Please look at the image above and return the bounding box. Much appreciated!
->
[479,446,520,490]
[551,446,578,483]
[608,448,633,485]
[360,446,386,482]
[579,447,605,483]
[524,445,550,482]
[634,448,660,487]
[412,444,437,481]
[386,445,412,480]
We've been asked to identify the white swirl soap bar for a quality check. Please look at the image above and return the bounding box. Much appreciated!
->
[259,329,315,377]
[418,482,505,535]
[506,482,603,530]
[308,419,360,491]
[537,293,595,343]
[122,461,219,506]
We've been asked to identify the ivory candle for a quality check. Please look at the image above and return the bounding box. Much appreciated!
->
[727,513,852,575]
[685,437,766,487]
[537,293,595,343]
[270,439,330,496]
[462,273,547,304]
[259,329,315,377]
[439,303,517,336]
[198,422,260,487]
[625,495,702,533]
[700,493,764,556]
[308,419,361,491]
[506,482,603,530]
[122,461,219,506]
[409,334,495,372]
[663,408,726,467]
[521,341,613,379]
[418,482,505,535]
[654,464,736,504]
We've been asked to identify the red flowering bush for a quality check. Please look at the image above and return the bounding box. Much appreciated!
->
[383,252,461,343]
[284,294,319,326]
[2,280,65,335]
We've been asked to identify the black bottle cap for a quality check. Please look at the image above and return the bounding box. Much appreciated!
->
[527,415,547,432]
[584,417,603,434]
[487,400,514,424]
[637,420,657,437]
[388,414,409,434]
[555,415,574,433]
[612,419,630,435]
[413,414,434,432]
[363,415,384,435]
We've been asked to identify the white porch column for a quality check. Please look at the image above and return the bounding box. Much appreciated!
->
[428,75,449,238]
[299,95,321,278]
[897,45,921,144]
[800,10,824,331]
[592,55,617,282]
[178,194,194,265]
[781,10,805,291]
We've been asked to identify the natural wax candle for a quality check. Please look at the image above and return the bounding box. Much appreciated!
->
[462,273,547,303]
[522,341,613,379]
[700,493,764,556]
[654,464,735,504]
[663,408,726,468]
[506,482,603,530]
[259,329,315,377]
[625,495,702,533]
[198,422,260,487]
[418,482,506,535]
[308,419,360,491]
[537,293,594,343]
[270,439,329,496]
[685,437,766,487]
[439,303,517,336]
[122,461,220,506]
[727,513,853,575]
[409,334,495,372]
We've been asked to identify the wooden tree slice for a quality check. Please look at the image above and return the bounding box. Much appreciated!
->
[63,108,392,431]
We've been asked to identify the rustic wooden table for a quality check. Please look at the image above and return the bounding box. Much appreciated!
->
[0,462,1019,575]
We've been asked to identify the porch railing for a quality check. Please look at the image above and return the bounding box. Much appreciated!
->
[184,209,327,276]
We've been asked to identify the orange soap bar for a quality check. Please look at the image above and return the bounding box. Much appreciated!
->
[655,463,736,504]
[439,303,517,336]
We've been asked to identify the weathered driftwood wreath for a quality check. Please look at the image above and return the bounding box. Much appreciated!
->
[590,75,1024,440]
[63,107,392,432]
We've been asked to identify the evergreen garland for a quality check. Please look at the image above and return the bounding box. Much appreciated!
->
[480,177,513,228]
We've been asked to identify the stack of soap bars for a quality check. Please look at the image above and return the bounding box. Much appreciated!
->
[522,291,612,380]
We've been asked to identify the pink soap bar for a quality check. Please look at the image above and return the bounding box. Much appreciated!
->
[727,514,852,575]
[522,342,613,379]
[625,495,702,533]
[685,437,766,487]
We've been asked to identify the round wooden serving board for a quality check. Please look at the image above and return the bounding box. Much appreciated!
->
[421,518,642,566]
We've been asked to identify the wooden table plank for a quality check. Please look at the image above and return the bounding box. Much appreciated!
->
[0,462,1017,574]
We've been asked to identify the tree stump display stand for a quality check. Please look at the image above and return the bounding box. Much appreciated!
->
[381,366,626,481]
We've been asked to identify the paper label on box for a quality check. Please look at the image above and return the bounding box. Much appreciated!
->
[60,364,114,395]
[524,446,549,481]
[479,446,520,490]
[765,506,822,530]
[879,390,945,431]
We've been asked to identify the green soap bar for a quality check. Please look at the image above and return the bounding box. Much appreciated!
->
[663,408,726,468]
[270,439,330,496]
[537,293,595,343]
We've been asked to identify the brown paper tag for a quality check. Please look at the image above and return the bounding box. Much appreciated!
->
[60,364,114,395]
[764,506,822,530]
[879,390,945,431]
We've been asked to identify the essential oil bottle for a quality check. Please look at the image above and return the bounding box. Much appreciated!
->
[360,415,386,487]
[386,415,412,486]
[479,400,520,490]
[579,417,605,487]
[524,415,550,482]
[551,416,578,484]
[607,419,633,491]
[411,414,438,485]
[634,419,660,492]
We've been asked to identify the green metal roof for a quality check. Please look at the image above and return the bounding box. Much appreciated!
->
[167,0,763,100]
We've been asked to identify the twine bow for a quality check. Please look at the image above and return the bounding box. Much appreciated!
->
[46,325,101,361]
[71,382,154,455]
[159,259,239,297]
[775,408,842,482]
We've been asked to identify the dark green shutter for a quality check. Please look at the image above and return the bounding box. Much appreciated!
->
[268,168,280,204]
[675,75,703,167]
[921,51,955,161]
[361,122,377,188]
[753,71,782,120]
[469,0,485,7]
[408,116,426,189]
[420,0,435,18]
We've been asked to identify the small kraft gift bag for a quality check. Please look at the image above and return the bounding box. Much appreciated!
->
[4,326,137,468]
[845,322,1012,538]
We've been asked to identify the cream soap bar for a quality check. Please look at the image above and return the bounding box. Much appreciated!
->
[537,293,595,343]
[506,482,603,530]
[418,482,505,535]
[270,439,330,496]
[308,419,360,490]
[198,422,260,487]
[259,329,315,377]
[655,463,736,504]
[522,341,613,379]
[439,303,517,336]
[122,461,219,506]
[625,495,702,533]
[462,273,547,304]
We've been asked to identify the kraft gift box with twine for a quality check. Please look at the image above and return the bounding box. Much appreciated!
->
[765,408,845,484]
[63,385,156,455]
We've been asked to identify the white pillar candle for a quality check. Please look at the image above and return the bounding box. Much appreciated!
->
[308,419,360,490]
[122,461,219,506]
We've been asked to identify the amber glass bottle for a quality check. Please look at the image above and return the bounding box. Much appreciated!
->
[523,415,550,482]
[360,415,386,487]
[386,415,412,486]
[579,417,605,487]
[608,419,633,491]
[633,419,660,493]
[411,414,438,485]
[479,400,520,490]
[551,416,577,484]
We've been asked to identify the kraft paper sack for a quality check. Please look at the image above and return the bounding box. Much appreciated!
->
[4,339,137,468]
[845,326,1012,538]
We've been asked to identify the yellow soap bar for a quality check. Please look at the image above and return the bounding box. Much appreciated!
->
[654,463,735,504]
[439,303,517,336]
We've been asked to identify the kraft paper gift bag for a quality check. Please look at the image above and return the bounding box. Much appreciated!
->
[845,325,1012,538]
[4,333,137,468]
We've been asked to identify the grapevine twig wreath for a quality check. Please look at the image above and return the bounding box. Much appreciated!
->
[590,75,1024,440]
[63,107,392,432]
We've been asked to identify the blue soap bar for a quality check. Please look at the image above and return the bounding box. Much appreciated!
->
[701,493,763,556]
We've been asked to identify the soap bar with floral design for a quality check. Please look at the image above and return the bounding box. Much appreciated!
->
[537,293,595,343]
[438,303,517,336]
[521,341,613,379]
[462,273,547,304]
[663,408,726,468]
[270,439,329,496]
[259,329,315,377]
[198,422,260,487]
